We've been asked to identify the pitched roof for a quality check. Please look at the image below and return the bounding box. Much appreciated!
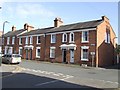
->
[19,27,54,36]
[4,29,26,37]
[19,19,103,36]
[46,19,103,33]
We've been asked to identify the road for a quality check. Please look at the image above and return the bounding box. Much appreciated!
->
[1,60,120,89]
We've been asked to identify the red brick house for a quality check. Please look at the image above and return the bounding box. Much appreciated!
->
[3,16,116,67]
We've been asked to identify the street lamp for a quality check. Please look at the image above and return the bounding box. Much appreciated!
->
[0,21,9,66]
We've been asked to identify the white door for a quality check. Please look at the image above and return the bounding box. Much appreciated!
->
[70,50,74,63]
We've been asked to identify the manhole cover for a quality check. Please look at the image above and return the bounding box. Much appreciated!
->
[88,72,96,74]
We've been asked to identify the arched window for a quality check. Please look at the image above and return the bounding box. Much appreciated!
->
[69,32,74,43]
[62,33,67,42]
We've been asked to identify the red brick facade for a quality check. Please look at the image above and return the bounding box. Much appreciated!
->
[3,16,116,67]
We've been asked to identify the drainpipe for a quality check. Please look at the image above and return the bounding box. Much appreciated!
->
[44,33,46,61]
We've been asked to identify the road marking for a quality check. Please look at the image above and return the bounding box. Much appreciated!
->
[35,80,58,86]
[21,67,74,79]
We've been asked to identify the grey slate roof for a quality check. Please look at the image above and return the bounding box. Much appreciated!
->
[4,29,26,37]
[19,19,103,36]
[5,19,103,37]
[46,19,103,33]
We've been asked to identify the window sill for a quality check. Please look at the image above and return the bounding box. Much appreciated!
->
[36,56,40,58]
[36,43,41,44]
[69,41,75,43]
[50,57,55,59]
[81,59,89,61]
[81,41,89,43]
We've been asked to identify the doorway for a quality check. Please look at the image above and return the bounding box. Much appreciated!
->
[30,49,32,60]
[26,49,28,60]
[70,49,74,63]
[62,49,66,63]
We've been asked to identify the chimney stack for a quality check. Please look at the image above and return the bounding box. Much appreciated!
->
[12,25,16,32]
[102,16,109,22]
[27,25,34,31]
[54,17,63,27]
[24,23,34,31]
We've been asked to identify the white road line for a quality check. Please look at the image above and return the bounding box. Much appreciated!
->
[35,80,58,86]
[21,67,74,79]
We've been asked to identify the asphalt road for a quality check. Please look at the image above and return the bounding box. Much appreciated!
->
[1,60,120,89]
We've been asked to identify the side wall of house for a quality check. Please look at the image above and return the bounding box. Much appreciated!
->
[97,18,116,67]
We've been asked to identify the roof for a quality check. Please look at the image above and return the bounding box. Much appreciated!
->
[19,19,103,36]
[4,29,26,37]
[19,27,54,36]
[46,19,103,33]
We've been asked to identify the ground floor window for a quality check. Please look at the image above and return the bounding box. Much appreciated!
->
[81,46,89,61]
[50,47,56,58]
[36,47,41,58]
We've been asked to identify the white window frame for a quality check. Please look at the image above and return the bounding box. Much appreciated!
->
[51,34,56,43]
[37,36,41,44]
[25,37,28,44]
[19,37,22,45]
[69,32,74,43]
[105,32,110,44]
[50,47,56,58]
[7,37,10,45]
[19,47,22,56]
[12,37,15,44]
[62,33,67,42]
[30,36,33,44]
[36,47,41,58]
[82,31,89,43]
[81,46,89,61]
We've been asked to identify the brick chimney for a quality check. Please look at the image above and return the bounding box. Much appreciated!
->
[54,17,63,27]
[102,16,109,23]
[27,25,34,31]
[24,23,34,31]
[24,23,28,30]
[12,25,16,32]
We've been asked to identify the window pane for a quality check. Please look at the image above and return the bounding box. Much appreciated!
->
[37,49,40,56]
[83,49,88,59]
[38,36,41,43]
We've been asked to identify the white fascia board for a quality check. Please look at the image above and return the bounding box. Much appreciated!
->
[46,28,96,35]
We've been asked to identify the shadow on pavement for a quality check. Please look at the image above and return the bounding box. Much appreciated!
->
[2,72,103,90]
[104,64,120,70]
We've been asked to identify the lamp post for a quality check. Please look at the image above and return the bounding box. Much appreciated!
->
[0,21,9,66]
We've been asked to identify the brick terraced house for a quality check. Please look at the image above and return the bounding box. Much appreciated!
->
[3,16,116,67]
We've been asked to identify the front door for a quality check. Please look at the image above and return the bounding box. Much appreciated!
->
[26,49,28,60]
[70,49,74,63]
[62,49,66,63]
[30,49,32,60]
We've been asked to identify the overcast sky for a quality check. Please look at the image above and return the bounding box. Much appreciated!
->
[0,1,119,43]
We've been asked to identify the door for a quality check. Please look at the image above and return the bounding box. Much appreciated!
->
[30,49,32,60]
[26,49,28,60]
[62,49,66,63]
[70,49,74,63]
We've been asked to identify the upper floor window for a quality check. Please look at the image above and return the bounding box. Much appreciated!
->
[30,36,33,44]
[19,37,22,45]
[51,34,56,43]
[7,37,10,45]
[62,33,67,42]
[105,26,110,43]
[37,36,41,44]
[69,32,74,43]
[25,37,28,44]
[12,37,15,44]
[82,31,89,43]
